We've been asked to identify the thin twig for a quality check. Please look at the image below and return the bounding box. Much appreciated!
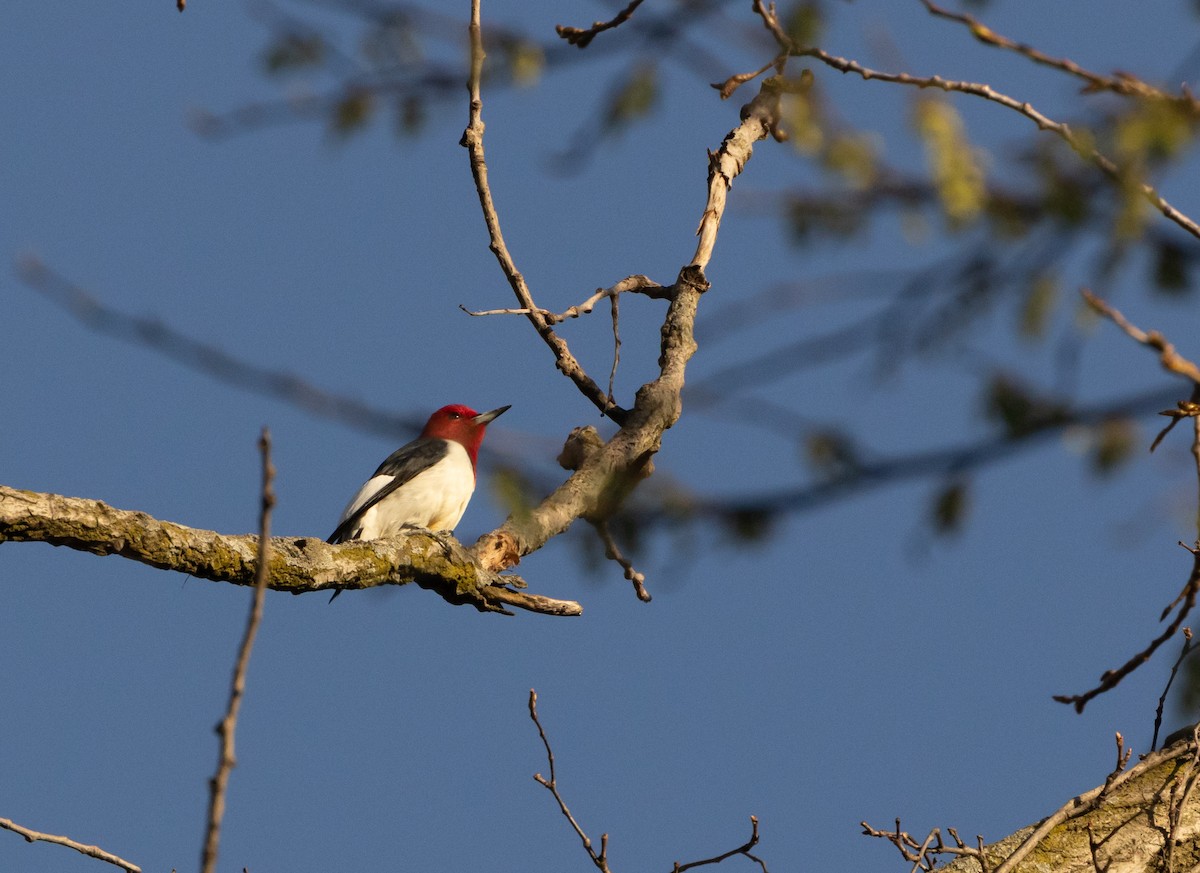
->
[556,0,645,48]
[1052,293,1200,710]
[785,47,1200,240]
[461,275,668,324]
[0,817,141,873]
[1082,290,1200,384]
[200,428,275,873]
[921,0,1199,109]
[712,57,783,101]
[1194,410,1200,532]
[1053,543,1200,712]
[1083,293,1200,453]
[674,816,769,873]
[528,690,612,873]
[460,0,628,423]
[593,519,651,602]
[1153,629,1195,750]
[860,821,987,871]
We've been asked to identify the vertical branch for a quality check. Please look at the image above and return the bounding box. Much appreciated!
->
[1193,411,1200,539]
[200,428,276,873]
[460,0,624,422]
[528,690,613,873]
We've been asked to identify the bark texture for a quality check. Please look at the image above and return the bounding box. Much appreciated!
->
[0,485,579,616]
[933,728,1200,873]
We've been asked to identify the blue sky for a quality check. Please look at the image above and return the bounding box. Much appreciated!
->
[5,1,1200,871]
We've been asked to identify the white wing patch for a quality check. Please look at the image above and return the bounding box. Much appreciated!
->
[336,441,475,538]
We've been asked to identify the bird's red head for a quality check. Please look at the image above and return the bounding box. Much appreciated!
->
[420,404,510,465]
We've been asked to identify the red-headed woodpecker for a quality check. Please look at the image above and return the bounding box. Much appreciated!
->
[327,403,509,600]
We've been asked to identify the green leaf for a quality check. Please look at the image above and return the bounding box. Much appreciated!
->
[1018,272,1059,339]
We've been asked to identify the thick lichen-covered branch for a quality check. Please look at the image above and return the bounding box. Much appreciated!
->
[864,727,1200,873]
[921,726,1200,873]
[0,485,578,617]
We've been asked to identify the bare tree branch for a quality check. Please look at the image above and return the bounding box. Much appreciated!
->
[459,5,627,423]
[735,21,1200,240]
[860,820,988,872]
[0,817,141,873]
[201,428,275,873]
[528,689,613,873]
[592,519,651,602]
[461,275,668,324]
[921,0,1200,109]
[1153,629,1195,750]
[556,0,646,49]
[674,816,769,873]
[1082,290,1200,384]
[1051,293,1200,711]
[0,484,581,616]
[464,0,780,577]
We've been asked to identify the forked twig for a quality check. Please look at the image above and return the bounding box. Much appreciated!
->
[460,0,628,423]
[200,428,275,873]
[860,820,987,872]
[673,816,769,873]
[1052,293,1200,711]
[461,275,667,324]
[1054,543,1200,712]
[0,817,141,873]
[528,690,612,873]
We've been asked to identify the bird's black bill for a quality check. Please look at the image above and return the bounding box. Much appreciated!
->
[473,405,510,424]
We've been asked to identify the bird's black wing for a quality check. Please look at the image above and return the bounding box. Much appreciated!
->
[327,439,450,544]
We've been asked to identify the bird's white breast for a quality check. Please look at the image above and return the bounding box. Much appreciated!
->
[339,441,476,538]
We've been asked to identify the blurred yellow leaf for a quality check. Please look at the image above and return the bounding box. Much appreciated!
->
[605,65,658,129]
[823,132,878,189]
[912,96,988,228]
[332,90,374,135]
[1019,272,1059,339]
[1089,418,1138,475]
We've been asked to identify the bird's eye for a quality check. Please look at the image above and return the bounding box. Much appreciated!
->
[448,411,461,419]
